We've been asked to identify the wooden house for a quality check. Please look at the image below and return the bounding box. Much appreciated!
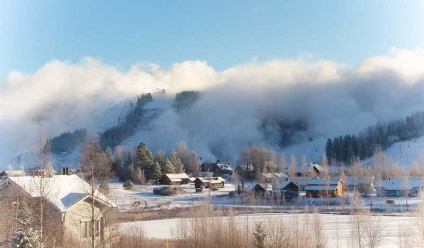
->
[160,173,190,185]
[194,177,226,189]
[200,160,233,176]
[0,174,116,247]
[304,178,344,197]
[280,180,300,199]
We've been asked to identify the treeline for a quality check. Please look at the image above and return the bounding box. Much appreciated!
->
[114,141,199,182]
[326,111,424,164]
[173,90,201,111]
[262,119,309,147]
[48,129,87,154]
[100,93,153,149]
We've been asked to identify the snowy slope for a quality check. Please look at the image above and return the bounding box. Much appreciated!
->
[381,136,424,167]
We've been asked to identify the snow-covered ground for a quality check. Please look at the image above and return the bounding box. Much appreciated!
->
[383,136,424,167]
[119,213,420,248]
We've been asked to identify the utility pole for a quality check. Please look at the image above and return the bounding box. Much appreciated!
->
[90,161,95,248]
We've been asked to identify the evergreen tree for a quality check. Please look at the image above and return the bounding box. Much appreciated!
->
[13,201,40,248]
[135,142,154,179]
[170,153,184,173]
[152,161,162,181]
[163,158,175,174]
[325,138,333,163]
[253,222,267,248]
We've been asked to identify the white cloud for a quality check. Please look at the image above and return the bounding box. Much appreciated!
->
[2,48,424,166]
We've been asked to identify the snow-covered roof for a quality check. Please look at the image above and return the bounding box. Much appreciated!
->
[216,162,233,171]
[304,185,338,191]
[165,173,189,180]
[294,163,325,174]
[375,179,423,191]
[306,178,342,186]
[1,175,116,212]
[280,180,299,190]
[292,177,314,186]
[1,170,26,177]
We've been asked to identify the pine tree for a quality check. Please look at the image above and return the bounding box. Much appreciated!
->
[163,158,175,174]
[152,161,162,181]
[135,142,154,180]
[325,138,333,162]
[253,222,267,248]
[170,153,184,173]
[13,201,40,248]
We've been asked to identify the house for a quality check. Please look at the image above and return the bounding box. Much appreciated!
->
[236,164,256,180]
[304,178,344,197]
[259,173,288,187]
[292,163,326,177]
[345,176,374,194]
[0,174,116,247]
[375,179,422,197]
[200,160,233,176]
[0,169,26,179]
[160,173,190,185]
[280,180,300,199]
[253,183,273,196]
[194,177,226,189]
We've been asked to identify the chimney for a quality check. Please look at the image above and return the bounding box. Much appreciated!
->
[62,166,70,175]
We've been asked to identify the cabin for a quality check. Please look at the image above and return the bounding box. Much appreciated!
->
[194,177,226,189]
[200,160,233,176]
[304,178,344,197]
[375,179,422,197]
[253,183,273,196]
[280,180,300,199]
[236,164,256,180]
[160,173,190,185]
[0,174,116,247]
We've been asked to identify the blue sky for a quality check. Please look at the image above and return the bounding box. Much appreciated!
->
[1,1,424,76]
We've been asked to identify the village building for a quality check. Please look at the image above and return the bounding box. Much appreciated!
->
[200,160,233,176]
[0,173,116,247]
[375,179,422,197]
[292,163,326,177]
[194,177,225,189]
[304,178,344,197]
[160,173,190,185]
[280,180,300,199]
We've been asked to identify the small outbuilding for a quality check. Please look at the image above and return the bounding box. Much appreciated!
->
[160,173,190,185]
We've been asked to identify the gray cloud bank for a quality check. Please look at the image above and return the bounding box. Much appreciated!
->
[2,48,424,166]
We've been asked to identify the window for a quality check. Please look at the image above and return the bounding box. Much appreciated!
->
[81,219,101,238]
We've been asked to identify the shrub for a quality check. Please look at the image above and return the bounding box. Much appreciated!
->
[386,199,395,205]
[153,186,185,196]
[123,180,134,190]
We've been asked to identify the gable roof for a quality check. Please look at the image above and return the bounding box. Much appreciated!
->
[280,180,300,190]
[375,179,423,191]
[294,163,325,174]
[164,173,190,180]
[0,175,115,212]
[304,178,343,191]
